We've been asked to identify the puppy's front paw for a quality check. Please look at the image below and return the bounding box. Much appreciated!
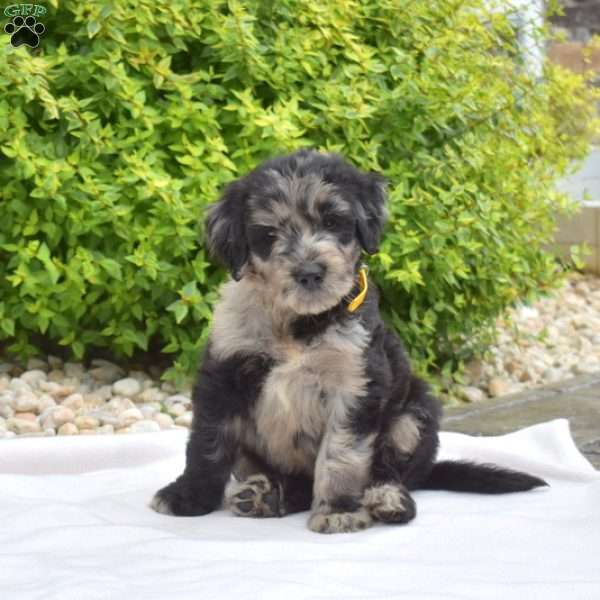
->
[149,476,215,517]
[307,507,373,534]
[226,474,282,518]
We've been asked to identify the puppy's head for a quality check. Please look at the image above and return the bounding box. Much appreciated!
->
[205,149,388,315]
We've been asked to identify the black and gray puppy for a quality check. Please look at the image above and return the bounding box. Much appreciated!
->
[150,149,547,534]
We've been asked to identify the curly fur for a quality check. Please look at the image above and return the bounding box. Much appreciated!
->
[150,149,548,533]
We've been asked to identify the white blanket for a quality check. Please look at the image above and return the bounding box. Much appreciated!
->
[1,419,598,600]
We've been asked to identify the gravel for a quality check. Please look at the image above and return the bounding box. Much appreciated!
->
[0,358,191,439]
[452,272,600,403]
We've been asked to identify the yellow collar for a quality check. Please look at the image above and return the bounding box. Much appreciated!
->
[347,266,368,313]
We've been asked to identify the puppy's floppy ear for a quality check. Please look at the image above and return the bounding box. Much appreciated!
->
[353,171,388,255]
[205,179,250,281]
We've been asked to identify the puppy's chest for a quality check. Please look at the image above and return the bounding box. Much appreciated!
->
[252,322,370,473]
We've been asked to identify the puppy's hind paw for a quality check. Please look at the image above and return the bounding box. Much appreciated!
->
[226,474,282,518]
[307,508,373,534]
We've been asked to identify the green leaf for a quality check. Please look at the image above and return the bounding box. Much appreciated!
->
[72,341,85,359]
[99,258,123,280]
[167,299,189,324]
[87,21,101,38]
[1,319,15,336]
[162,339,180,353]
[174,303,188,324]
[37,243,60,285]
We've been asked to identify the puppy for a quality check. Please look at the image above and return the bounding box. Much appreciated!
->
[150,149,547,534]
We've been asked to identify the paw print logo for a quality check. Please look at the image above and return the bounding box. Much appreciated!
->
[4,15,45,48]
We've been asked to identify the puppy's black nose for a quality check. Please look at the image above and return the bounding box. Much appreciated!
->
[294,263,326,290]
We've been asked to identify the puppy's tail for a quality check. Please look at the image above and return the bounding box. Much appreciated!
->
[421,460,549,494]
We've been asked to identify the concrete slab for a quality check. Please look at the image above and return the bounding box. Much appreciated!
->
[443,373,600,468]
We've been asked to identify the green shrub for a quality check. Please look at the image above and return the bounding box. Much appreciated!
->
[0,0,597,385]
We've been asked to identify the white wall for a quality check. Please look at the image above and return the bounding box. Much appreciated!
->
[485,0,545,77]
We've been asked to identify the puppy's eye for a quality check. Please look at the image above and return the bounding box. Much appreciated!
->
[248,225,278,260]
[250,225,277,238]
[323,215,339,230]
[321,213,354,245]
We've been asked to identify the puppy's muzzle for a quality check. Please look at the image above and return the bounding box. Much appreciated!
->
[293,263,327,291]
